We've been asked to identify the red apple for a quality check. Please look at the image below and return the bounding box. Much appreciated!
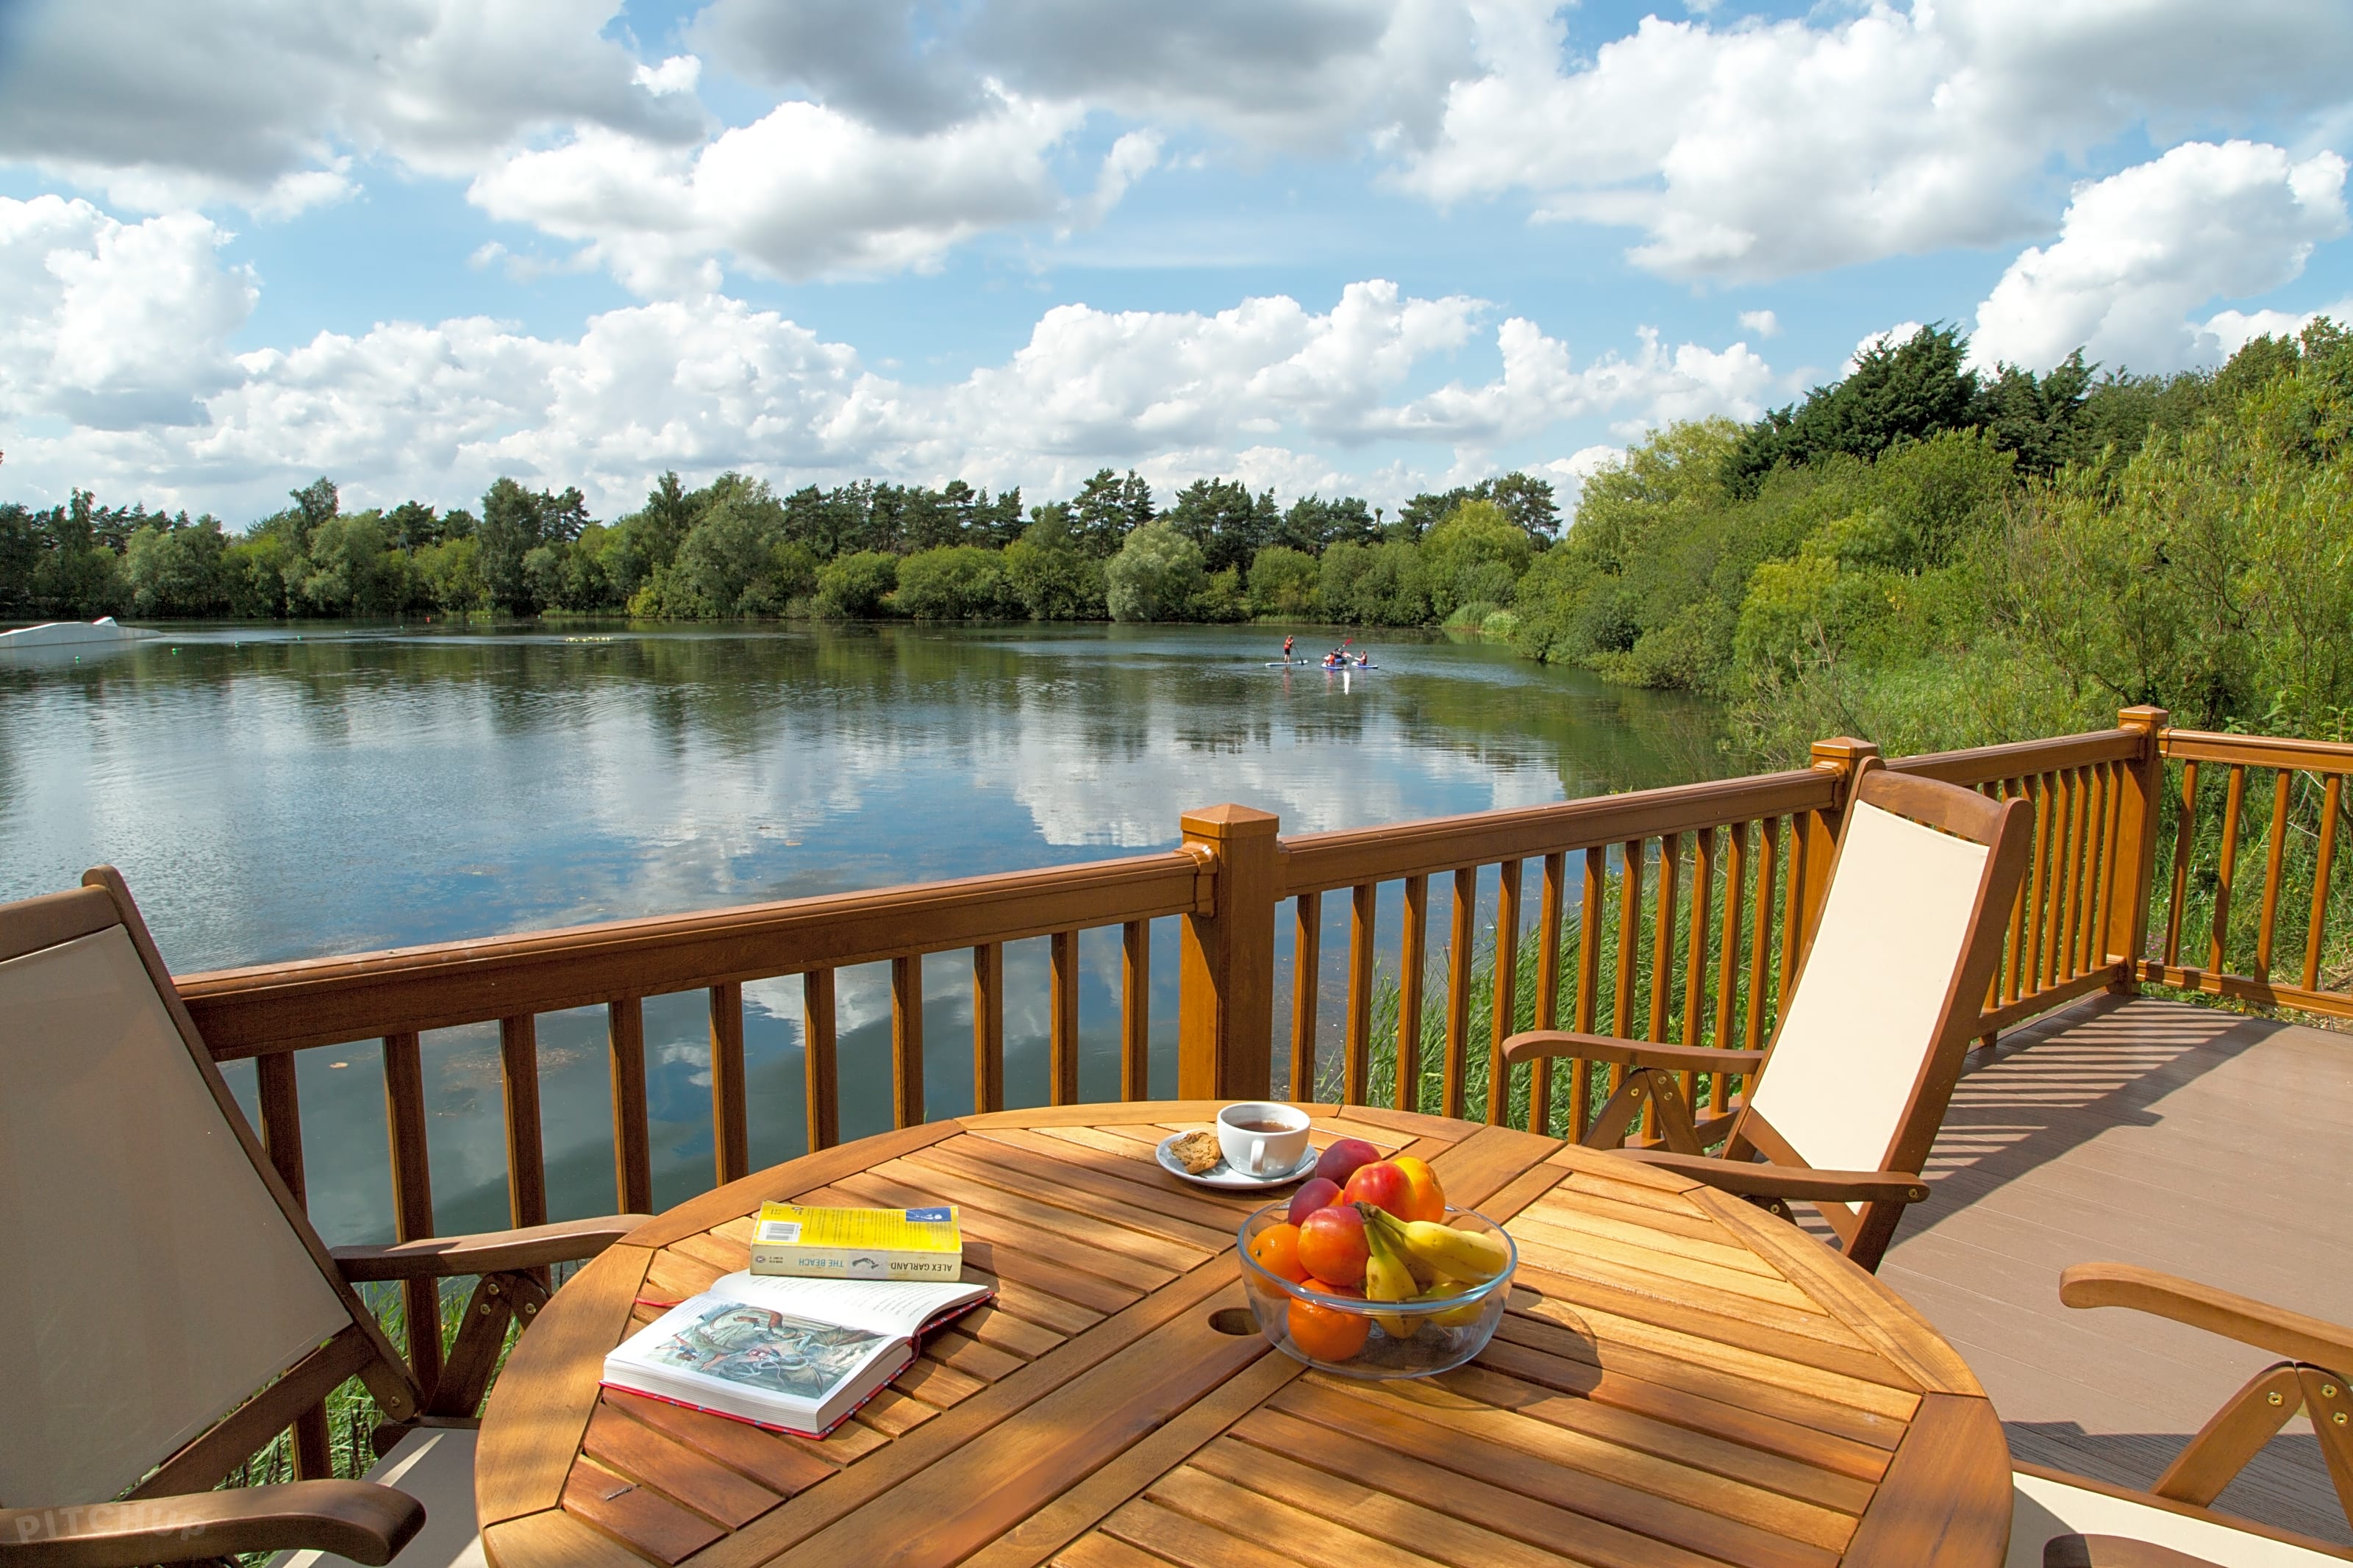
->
[1287,1176,1343,1225]
[1340,1159,1413,1219]
[1313,1136,1381,1188]
[1295,1204,1369,1286]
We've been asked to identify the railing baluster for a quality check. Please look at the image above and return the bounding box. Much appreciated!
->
[1714,823,1746,1072]
[1346,882,1377,1106]
[1610,840,1644,1110]
[1289,892,1320,1100]
[1780,815,1811,1008]
[973,943,1005,1114]
[803,969,838,1150]
[2304,775,2342,993]
[1613,840,1643,1039]
[499,1015,546,1228]
[2047,770,2077,989]
[1395,874,1428,1114]
[1649,834,1680,1041]
[2002,781,2029,1005]
[1643,835,1679,1140]
[1745,821,1777,1051]
[2065,766,2092,979]
[1573,847,1605,1138]
[1683,828,1713,1116]
[1049,931,1079,1105]
[607,999,651,1215]
[709,981,747,1185]
[2081,765,2112,973]
[1442,867,1477,1120]
[2254,770,2294,981]
[1486,860,1521,1125]
[1121,921,1150,1101]
[1529,852,1565,1136]
[380,1031,441,1392]
[255,1053,307,1203]
[891,956,925,1128]
[2210,765,2249,975]
[2165,761,2200,967]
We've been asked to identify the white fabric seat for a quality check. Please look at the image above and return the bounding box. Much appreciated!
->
[2012,1469,2353,1568]
[273,1428,483,1568]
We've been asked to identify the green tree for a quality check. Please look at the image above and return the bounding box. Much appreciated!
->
[1724,325,1980,495]
[1165,478,1274,575]
[1105,523,1207,621]
[1068,469,1155,557]
[896,545,1013,619]
[1246,546,1323,617]
[813,551,899,617]
[124,517,230,615]
[477,478,589,613]
[1001,530,1106,620]
[1419,500,1532,620]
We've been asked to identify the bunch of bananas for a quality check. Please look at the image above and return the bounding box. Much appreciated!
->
[1354,1202,1511,1333]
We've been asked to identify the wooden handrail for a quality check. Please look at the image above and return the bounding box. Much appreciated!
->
[2162,728,2353,772]
[1279,768,1835,895]
[179,849,1210,1056]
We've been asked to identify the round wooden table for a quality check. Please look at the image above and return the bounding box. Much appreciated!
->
[474,1103,2013,1568]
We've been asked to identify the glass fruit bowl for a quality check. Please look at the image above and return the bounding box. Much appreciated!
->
[1235,1200,1515,1380]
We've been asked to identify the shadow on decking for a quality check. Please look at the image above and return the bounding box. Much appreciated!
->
[1879,993,2353,1544]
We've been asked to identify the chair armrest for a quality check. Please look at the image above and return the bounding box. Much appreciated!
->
[2045,1534,2227,1568]
[1501,1029,1766,1074]
[333,1213,652,1282]
[2059,1262,2353,1372]
[0,1481,423,1567]
[1617,1150,1930,1205]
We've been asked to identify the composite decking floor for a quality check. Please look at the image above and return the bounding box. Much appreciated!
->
[1879,993,2353,1545]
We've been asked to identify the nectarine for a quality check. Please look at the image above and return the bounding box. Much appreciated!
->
[1286,1176,1342,1225]
[1296,1203,1368,1286]
[1313,1136,1381,1187]
[1340,1159,1413,1218]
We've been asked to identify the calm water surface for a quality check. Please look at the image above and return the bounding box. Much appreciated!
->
[1,622,1718,1239]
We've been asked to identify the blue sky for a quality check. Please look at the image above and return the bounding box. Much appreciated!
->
[2,0,2349,525]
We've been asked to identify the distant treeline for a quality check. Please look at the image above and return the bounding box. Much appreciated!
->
[0,465,1563,630]
[10,321,2347,767]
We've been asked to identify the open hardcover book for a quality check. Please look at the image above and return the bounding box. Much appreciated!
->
[601,1271,993,1438]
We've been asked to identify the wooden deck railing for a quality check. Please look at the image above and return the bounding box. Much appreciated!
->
[2142,727,2353,1021]
[166,701,2353,1479]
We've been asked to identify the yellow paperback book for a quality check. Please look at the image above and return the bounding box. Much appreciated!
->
[749,1203,963,1281]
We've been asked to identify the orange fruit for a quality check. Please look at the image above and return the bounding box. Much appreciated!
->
[1247,1222,1309,1283]
[1288,1282,1371,1362]
[1390,1155,1446,1222]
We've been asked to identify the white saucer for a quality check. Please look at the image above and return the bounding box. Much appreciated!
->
[1154,1133,1318,1189]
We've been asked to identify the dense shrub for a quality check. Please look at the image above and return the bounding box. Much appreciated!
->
[813,551,900,617]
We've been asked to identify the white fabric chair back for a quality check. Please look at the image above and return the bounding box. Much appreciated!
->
[0,923,351,1506]
[1744,798,1993,1182]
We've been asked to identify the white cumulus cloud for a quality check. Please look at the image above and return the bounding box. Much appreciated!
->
[1397,0,2353,282]
[1971,141,2349,372]
[0,206,1770,519]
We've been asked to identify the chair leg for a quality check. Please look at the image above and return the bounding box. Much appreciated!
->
[2299,1366,2353,1528]
[422,1271,549,1419]
[1646,1073,1705,1156]
[1579,1072,1650,1149]
[2152,1361,2302,1506]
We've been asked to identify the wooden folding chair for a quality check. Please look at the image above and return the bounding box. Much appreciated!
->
[2009,1264,2353,1568]
[0,869,647,1567]
[1502,762,2033,1271]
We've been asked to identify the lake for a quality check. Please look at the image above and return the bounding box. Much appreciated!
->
[0,621,1719,1241]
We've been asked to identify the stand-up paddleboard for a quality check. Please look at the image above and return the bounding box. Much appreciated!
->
[1264,659,1315,667]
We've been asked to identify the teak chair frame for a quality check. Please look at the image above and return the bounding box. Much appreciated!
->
[2021,1262,2353,1567]
[1502,760,2034,1272]
[0,868,647,1568]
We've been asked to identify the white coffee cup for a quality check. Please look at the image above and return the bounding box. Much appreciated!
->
[1216,1102,1311,1178]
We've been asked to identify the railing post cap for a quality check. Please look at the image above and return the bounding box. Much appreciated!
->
[1809,737,1880,769]
[1180,803,1282,839]
[2117,705,2169,732]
